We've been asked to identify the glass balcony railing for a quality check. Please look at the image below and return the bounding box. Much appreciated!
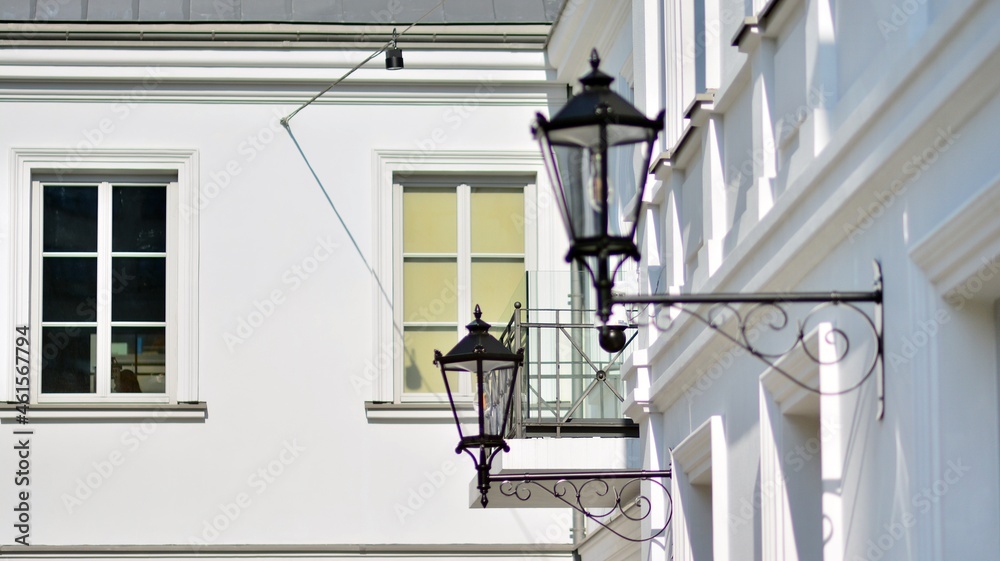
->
[498,271,639,438]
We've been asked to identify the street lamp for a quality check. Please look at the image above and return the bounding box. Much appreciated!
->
[533,50,882,393]
[435,305,523,508]
[435,306,673,541]
[433,46,884,545]
[533,49,664,336]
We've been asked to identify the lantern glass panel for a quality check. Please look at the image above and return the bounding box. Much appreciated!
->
[546,123,653,150]
[478,365,516,438]
[545,142,643,243]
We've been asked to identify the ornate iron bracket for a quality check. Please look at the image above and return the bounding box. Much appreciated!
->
[616,261,885,419]
[495,470,672,543]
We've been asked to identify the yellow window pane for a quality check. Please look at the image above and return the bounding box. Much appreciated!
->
[471,260,525,324]
[471,189,524,254]
[403,260,458,323]
[404,189,457,253]
[403,327,460,394]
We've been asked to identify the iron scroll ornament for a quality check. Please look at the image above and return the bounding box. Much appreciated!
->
[496,470,673,543]
[620,261,885,418]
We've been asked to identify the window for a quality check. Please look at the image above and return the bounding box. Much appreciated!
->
[398,177,527,400]
[368,150,549,411]
[34,179,170,399]
[759,327,828,561]
[4,149,200,412]
[671,415,729,561]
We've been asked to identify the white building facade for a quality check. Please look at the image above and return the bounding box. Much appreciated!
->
[3,0,1000,559]
[543,0,1000,559]
[0,2,579,558]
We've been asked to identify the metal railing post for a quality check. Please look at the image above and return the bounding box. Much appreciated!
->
[513,302,523,439]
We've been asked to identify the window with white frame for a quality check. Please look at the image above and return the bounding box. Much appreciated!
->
[396,176,529,400]
[671,415,729,561]
[369,151,547,410]
[34,178,171,398]
[7,150,200,407]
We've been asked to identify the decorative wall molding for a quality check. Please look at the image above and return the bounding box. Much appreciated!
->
[671,415,729,561]
[370,150,545,404]
[910,171,1000,298]
[629,0,999,409]
[5,148,200,404]
[0,48,559,105]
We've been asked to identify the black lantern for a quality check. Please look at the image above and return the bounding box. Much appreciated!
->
[533,49,664,329]
[385,28,404,70]
[435,305,523,507]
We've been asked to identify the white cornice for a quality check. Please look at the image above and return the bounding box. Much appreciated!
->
[0,48,560,104]
[671,416,718,485]
[910,171,1000,297]
[0,48,551,70]
[546,0,630,84]
[0,22,553,49]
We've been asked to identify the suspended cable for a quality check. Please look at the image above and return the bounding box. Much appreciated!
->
[281,0,445,125]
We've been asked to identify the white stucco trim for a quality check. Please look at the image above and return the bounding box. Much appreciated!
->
[909,171,1000,299]
[4,148,199,406]
[670,415,729,561]
[370,150,544,405]
[0,48,558,105]
[758,326,829,561]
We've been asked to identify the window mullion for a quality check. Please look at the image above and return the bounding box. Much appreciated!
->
[166,181,178,401]
[29,181,43,403]
[96,181,112,397]
[392,183,404,402]
[457,183,471,395]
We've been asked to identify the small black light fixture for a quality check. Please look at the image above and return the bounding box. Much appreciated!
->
[385,28,404,70]
[435,305,523,508]
[533,49,664,340]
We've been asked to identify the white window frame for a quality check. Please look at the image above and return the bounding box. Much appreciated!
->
[371,150,545,408]
[395,178,529,402]
[4,149,200,408]
[759,325,835,561]
[671,415,729,561]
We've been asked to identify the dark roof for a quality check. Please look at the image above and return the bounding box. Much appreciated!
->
[1,0,566,24]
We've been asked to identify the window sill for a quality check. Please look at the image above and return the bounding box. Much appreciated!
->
[364,401,475,424]
[0,402,207,423]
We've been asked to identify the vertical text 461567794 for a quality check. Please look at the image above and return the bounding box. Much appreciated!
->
[14,326,30,421]
[13,325,32,545]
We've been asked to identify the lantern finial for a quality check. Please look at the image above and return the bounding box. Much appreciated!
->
[589,49,600,70]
